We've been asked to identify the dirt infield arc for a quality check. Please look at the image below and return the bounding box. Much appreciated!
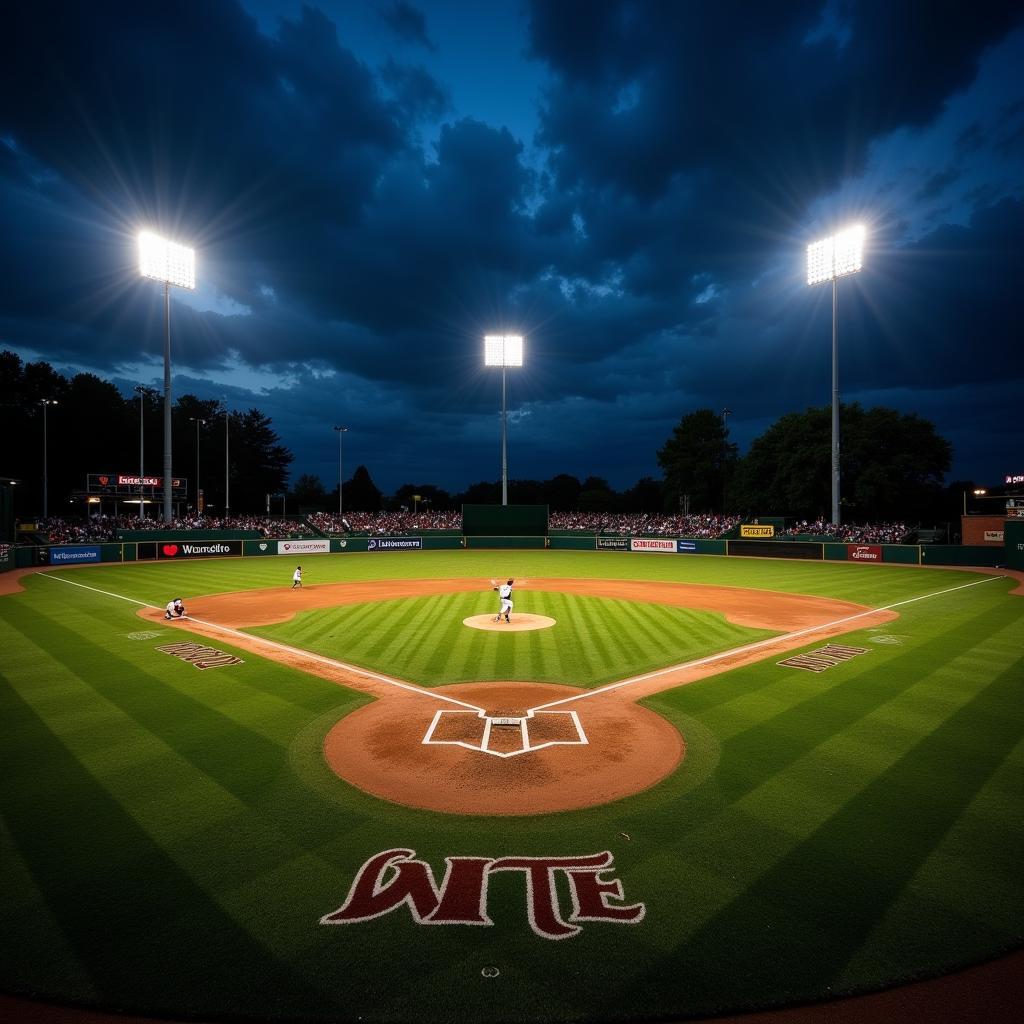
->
[136,577,898,815]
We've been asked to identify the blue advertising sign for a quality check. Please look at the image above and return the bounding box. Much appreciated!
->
[48,545,102,564]
[367,537,423,551]
[677,540,697,553]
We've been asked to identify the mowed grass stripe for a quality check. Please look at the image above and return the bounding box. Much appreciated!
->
[709,604,1009,803]
[248,591,774,687]
[0,674,319,1013]
[677,657,1024,1003]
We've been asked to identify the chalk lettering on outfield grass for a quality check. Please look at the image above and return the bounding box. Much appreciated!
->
[127,631,161,640]
[778,643,870,673]
[156,642,243,669]
[320,849,644,940]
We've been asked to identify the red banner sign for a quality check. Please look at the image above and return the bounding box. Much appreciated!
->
[847,544,882,562]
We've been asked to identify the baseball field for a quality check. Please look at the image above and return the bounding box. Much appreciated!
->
[1,548,1022,1022]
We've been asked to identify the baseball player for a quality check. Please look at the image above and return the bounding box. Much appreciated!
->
[493,579,514,623]
[292,565,302,589]
[164,598,186,620]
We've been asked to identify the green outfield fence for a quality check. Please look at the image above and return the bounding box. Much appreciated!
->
[1,532,1014,572]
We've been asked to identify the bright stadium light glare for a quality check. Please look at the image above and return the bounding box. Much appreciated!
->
[807,225,864,285]
[806,224,866,525]
[138,231,196,290]
[484,334,524,367]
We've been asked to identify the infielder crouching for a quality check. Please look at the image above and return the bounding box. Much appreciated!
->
[164,598,186,620]
[493,579,514,623]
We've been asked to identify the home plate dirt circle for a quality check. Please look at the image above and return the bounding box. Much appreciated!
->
[322,680,685,815]
[462,613,557,632]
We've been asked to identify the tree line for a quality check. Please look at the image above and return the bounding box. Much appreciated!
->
[4,351,964,523]
[1,351,290,517]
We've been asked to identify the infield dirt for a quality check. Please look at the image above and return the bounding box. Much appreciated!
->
[131,577,899,814]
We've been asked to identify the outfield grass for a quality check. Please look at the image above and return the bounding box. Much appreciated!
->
[1,552,1021,1023]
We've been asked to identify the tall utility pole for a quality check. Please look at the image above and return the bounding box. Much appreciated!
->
[134,386,147,519]
[40,398,58,518]
[190,417,206,514]
[333,426,348,515]
[224,405,230,518]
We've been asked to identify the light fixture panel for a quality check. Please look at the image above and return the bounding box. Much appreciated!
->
[484,334,524,367]
[807,225,864,285]
[139,231,196,289]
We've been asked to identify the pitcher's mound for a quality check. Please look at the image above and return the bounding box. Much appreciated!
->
[463,613,556,632]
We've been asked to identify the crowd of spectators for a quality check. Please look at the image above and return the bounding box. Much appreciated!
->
[309,510,462,534]
[779,519,912,543]
[549,512,743,537]
[23,511,913,545]
[26,514,313,543]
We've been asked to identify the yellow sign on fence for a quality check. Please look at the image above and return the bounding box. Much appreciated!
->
[740,524,775,538]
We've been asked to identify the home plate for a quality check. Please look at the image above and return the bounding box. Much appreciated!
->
[463,613,557,632]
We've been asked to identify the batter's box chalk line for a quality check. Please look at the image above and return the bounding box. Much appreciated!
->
[422,708,588,759]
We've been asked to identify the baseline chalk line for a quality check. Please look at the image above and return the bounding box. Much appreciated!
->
[36,573,485,712]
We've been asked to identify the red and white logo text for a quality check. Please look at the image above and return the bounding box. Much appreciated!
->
[321,848,645,940]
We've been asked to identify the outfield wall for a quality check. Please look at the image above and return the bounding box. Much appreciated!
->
[0,536,1014,571]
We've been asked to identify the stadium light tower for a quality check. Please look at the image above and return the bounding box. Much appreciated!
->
[134,386,147,520]
[40,398,58,518]
[333,425,348,515]
[139,231,196,523]
[807,224,864,525]
[484,334,524,506]
[190,417,206,514]
[223,402,230,518]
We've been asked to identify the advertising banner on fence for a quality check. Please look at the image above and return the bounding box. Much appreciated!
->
[984,531,1004,542]
[740,524,775,538]
[276,539,330,554]
[158,540,242,559]
[367,537,423,551]
[596,537,629,550]
[677,540,697,552]
[630,538,677,553]
[847,544,882,562]
[0,543,10,570]
[48,545,101,564]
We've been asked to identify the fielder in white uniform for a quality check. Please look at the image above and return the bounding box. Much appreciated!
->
[164,598,186,619]
[493,579,514,622]
[292,566,302,589]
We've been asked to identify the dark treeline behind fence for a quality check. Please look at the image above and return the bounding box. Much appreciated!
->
[5,352,966,523]
[1,351,290,517]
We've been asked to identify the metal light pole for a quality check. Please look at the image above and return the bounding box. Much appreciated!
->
[721,407,732,514]
[139,231,196,523]
[40,398,58,518]
[484,335,524,506]
[224,406,230,518]
[807,225,865,525]
[333,426,348,515]
[134,386,147,519]
[190,417,206,514]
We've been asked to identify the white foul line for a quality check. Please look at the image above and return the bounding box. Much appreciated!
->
[35,572,485,712]
[36,570,1005,718]
[527,574,1005,712]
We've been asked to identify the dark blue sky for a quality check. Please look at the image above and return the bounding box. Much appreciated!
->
[2,1,1022,494]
